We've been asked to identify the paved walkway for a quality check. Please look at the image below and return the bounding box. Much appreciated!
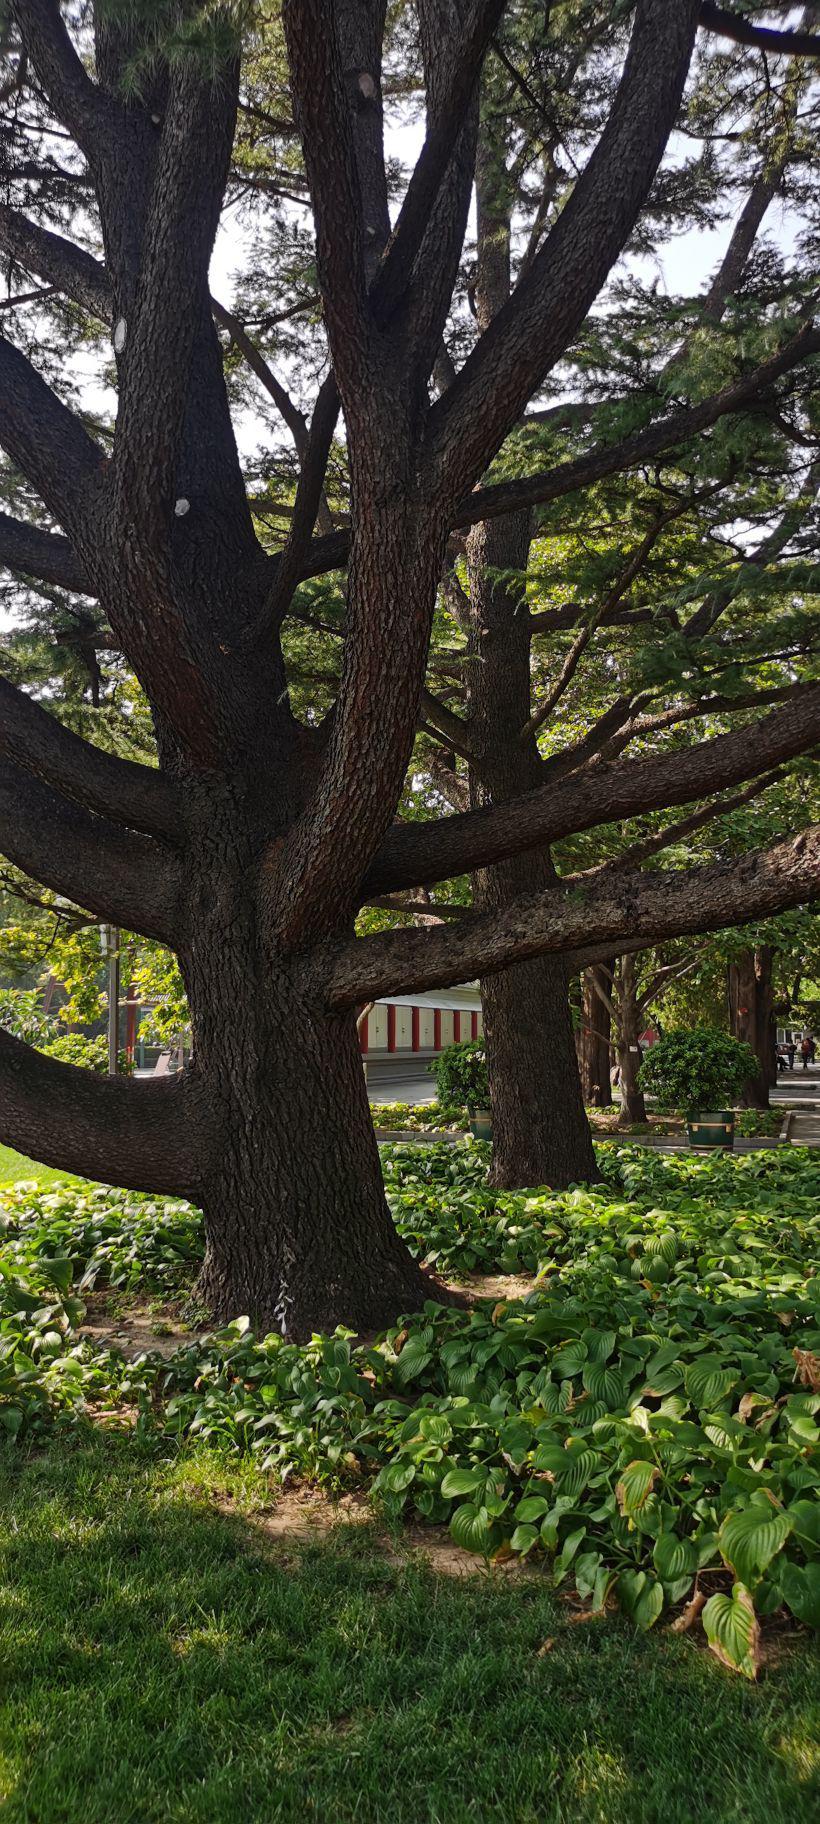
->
[786,1105,820,1147]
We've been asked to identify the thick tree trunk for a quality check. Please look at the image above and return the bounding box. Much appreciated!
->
[615,956,648,1126]
[465,507,597,1191]
[578,962,614,1106]
[483,948,599,1189]
[180,802,431,1342]
[727,944,775,1107]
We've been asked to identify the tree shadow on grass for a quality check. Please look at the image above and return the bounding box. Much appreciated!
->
[0,1435,817,1824]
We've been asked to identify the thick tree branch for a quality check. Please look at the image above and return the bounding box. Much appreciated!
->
[329,827,820,1004]
[9,0,111,154]
[0,331,105,535]
[455,321,820,527]
[0,510,90,592]
[365,686,820,892]
[700,4,820,58]
[113,51,240,545]
[369,0,505,325]
[426,0,701,507]
[0,759,183,943]
[282,0,371,401]
[0,675,179,839]
[0,204,112,320]
[285,319,820,586]
[0,1028,208,1197]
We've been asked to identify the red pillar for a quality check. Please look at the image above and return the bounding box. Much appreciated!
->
[471,1012,479,1040]
[434,1009,441,1051]
[387,1004,396,1052]
[411,1007,420,1051]
[453,1011,461,1041]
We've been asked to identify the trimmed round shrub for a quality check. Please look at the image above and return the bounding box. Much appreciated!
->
[638,1028,757,1115]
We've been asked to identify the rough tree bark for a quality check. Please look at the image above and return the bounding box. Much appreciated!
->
[727,944,776,1107]
[612,956,648,1127]
[578,963,614,1106]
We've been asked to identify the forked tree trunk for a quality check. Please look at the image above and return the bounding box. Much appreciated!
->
[615,955,648,1126]
[578,962,614,1106]
[727,944,776,1108]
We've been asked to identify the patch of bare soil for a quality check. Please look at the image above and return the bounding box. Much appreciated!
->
[458,1271,540,1304]
[215,1485,535,1579]
[80,1290,202,1360]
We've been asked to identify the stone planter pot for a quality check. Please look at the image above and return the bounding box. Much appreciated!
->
[686,1110,735,1151]
[468,1107,493,1142]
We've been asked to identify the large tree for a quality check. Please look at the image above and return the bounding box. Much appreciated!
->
[1,0,819,1337]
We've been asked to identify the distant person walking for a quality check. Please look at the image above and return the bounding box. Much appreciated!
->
[800,1036,812,1070]
[786,1040,796,1070]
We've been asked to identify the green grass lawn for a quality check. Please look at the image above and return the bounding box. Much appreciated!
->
[0,1434,817,1824]
[0,1144,79,1189]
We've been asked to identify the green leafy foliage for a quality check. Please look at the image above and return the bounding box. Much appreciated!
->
[0,1147,817,1659]
[430,1041,489,1112]
[638,1029,758,1114]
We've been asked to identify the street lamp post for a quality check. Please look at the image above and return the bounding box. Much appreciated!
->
[100,924,120,1076]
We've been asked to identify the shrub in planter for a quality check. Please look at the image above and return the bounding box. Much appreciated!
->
[430,1040,489,1119]
[638,1029,757,1148]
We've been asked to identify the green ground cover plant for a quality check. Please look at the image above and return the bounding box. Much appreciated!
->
[0,1146,817,1674]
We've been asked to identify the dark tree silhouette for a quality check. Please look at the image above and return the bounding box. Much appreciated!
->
[1,1,819,1336]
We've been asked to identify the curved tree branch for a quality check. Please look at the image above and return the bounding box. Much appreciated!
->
[0,1027,208,1197]
[0,204,112,320]
[0,675,180,839]
[0,510,90,592]
[700,4,820,58]
[0,331,106,536]
[0,759,183,943]
[329,826,820,1005]
[426,0,701,507]
[365,685,820,892]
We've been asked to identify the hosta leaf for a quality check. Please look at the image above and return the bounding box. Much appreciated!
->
[582,1361,627,1408]
[514,1495,550,1523]
[718,1502,793,1585]
[392,1344,433,1387]
[788,1499,820,1547]
[617,1569,664,1630]
[653,1532,699,1582]
[449,1502,498,1556]
[779,1561,820,1630]
[379,1460,416,1495]
[582,1328,617,1363]
[440,1466,486,1497]
[551,1342,588,1379]
[616,1460,658,1518]
[559,1447,600,1495]
[510,1522,540,1555]
[703,1584,760,1680]
[684,1357,738,1410]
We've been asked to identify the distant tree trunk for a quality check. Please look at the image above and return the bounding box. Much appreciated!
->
[727,945,776,1107]
[615,955,648,1126]
[478,851,599,1190]
[466,511,598,1192]
[457,129,597,1194]
[578,962,614,1106]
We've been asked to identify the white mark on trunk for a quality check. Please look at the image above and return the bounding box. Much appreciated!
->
[113,318,127,353]
[174,498,190,517]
